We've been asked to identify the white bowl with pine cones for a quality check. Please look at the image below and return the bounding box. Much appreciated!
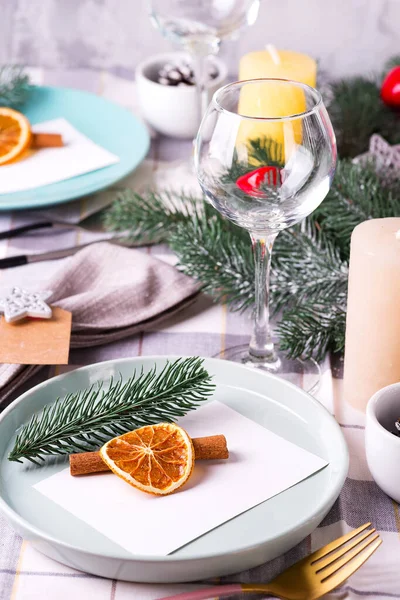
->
[136,52,227,139]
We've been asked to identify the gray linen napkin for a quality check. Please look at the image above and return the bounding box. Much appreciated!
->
[0,242,200,409]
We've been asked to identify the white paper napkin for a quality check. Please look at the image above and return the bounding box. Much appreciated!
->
[34,401,328,556]
[0,118,119,194]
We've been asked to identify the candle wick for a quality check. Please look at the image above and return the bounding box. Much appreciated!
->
[265,44,281,66]
[396,230,400,240]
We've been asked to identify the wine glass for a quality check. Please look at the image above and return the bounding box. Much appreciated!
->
[147,0,260,124]
[195,79,337,392]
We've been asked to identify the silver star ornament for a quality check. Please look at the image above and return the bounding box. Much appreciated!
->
[0,287,53,323]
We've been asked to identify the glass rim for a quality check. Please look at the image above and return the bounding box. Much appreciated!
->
[212,78,323,122]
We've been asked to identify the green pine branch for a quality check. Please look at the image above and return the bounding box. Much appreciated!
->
[272,222,348,313]
[8,358,215,464]
[222,138,284,184]
[170,206,254,311]
[104,165,355,359]
[383,56,400,74]
[104,179,351,360]
[247,137,284,167]
[104,189,201,243]
[278,302,346,361]
[0,66,31,108]
[328,76,400,158]
[313,160,400,260]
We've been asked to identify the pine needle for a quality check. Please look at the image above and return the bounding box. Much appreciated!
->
[0,66,31,108]
[328,77,400,157]
[104,189,202,243]
[383,55,400,75]
[313,160,400,260]
[272,221,348,314]
[8,358,215,464]
[278,302,346,361]
[170,206,254,312]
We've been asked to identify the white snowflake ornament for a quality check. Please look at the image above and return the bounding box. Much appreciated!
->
[353,134,400,184]
[0,287,53,323]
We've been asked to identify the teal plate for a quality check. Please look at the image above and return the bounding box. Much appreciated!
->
[0,357,348,582]
[0,86,150,211]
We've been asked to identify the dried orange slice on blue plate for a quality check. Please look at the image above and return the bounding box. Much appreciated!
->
[0,107,31,166]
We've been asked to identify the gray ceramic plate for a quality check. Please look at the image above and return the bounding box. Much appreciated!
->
[0,356,348,582]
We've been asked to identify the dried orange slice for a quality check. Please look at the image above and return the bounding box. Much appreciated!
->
[0,107,31,166]
[100,423,195,496]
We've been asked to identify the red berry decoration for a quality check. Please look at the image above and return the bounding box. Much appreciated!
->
[236,166,282,196]
[381,66,400,109]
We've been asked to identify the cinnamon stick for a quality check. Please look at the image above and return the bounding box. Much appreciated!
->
[192,435,228,460]
[31,133,64,148]
[70,434,228,476]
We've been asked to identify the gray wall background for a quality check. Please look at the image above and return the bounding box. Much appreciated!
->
[0,0,399,78]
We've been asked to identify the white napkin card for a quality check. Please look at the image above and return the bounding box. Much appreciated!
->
[34,401,328,556]
[0,118,119,194]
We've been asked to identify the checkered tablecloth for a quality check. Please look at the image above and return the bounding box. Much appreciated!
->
[0,68,399,600]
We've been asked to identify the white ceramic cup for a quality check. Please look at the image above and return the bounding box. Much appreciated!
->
[366,382,400,503]
[135,52,227,139]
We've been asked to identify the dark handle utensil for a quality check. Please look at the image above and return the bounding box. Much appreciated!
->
[0,222,54,240]
[0,237,138,269]
[0,255,28,269]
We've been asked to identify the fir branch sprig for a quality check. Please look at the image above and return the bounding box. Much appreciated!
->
[272,222,348,314]
[383,55,400,75]
[104,168,355,358]
[0,66,31,108]
[247,137,284,167]
[328,77,400,158]
[104,189,201,243]
[278,302,346,361]
[222,138,284,184]
[313,160,400,260]
[170,205,254,311]
[8,357,215,464]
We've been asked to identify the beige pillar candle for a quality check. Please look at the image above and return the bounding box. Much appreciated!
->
[344,218,400,411]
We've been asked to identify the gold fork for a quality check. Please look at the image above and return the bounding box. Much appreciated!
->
[160,523,381,600]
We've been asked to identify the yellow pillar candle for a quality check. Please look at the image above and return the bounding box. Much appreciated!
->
[237,49,317,160]
[344,218,400,412]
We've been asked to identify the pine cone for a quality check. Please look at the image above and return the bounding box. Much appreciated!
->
[157,61,218,87]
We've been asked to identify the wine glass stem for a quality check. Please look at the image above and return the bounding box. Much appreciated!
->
[249,232,278,361]
[191,51,209,126]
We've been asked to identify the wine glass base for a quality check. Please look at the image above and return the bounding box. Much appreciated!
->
[215,344,321,395]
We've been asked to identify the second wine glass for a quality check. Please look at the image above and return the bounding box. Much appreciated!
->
[148,0,260,125]
[195,79,337,392]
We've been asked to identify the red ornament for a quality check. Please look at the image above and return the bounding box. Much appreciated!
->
[381,66,400,108]
[236,166,282,196]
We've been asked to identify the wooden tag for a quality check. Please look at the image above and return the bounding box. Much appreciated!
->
[0,307,72,365]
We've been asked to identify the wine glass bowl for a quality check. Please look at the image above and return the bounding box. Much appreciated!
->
[148,0,260,122]
[149,0,260,52]
[195,78,337,392]
[196,79,335,234]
